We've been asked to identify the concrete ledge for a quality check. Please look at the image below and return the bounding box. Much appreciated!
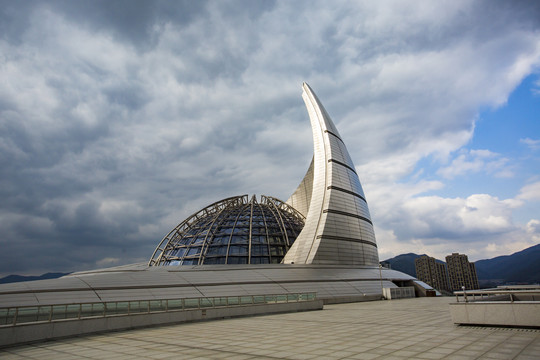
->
[0,300,323,348]
[449,301,540,328]
[322,294,381,304]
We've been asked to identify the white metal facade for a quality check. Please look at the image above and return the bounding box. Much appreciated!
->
[284,83,378,266]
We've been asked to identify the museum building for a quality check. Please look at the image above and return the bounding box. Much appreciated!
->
[149,83,379,268]
[0,83,421,307]
[0,84,427,346]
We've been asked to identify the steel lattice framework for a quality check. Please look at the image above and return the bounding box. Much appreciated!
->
[149,195,305,266]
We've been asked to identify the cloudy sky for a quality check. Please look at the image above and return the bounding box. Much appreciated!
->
[1,0,539,276]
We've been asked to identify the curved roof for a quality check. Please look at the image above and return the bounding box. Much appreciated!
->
[0,264,415,307]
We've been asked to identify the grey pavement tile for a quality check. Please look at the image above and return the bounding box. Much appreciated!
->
[286,353,318,360]
[343,346,378,353]
[305,348,339,356]
[362,342,390,348]
[427,347,457,355]
[205,353,240,359]
[368,347,396,356]
[445,355,480,360]
[451,349,485,357]
[462,343,498,352]
[438,343,466,350]
[522,346,540,355]
[323,350,359,359]
[515,356,540,360]
[344,353,381,360]
[413,351,448,359]
[97,354,138,360]
[0,354,28,360]
[477,355,515,360]
[2,298,539,360]
[386,350,420,357]
[402,344,434,352]
[3,347,44,356]
[377,343,407,350]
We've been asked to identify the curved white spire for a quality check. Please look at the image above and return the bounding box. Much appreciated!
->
[283,83,379,266]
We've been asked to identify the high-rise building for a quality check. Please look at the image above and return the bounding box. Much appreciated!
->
[414,255,450,292]
[446,253,479,291]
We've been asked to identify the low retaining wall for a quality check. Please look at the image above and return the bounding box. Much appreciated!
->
[449,301,540,328]
[322,294,381,304]
[0,300,323,348]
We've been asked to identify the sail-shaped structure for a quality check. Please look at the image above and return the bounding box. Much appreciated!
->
[284,83,379,266]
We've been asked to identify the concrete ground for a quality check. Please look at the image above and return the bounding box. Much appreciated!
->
[1,297,538,359]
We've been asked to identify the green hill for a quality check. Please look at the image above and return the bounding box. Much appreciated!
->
[0,272,69,284]
[475,243,540,284]
[381,253,421,277]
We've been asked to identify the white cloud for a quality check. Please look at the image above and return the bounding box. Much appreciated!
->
[526,219,540,244]
[374,181,539,261]
[437,149,512,179]
[401,194,515,238]
[520,137,540,151]
[531,74,540,96]
[517,181,540,201]
[96,257,121,268]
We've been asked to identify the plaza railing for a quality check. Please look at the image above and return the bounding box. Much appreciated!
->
[454,289,540,303]
[0,292,317,327]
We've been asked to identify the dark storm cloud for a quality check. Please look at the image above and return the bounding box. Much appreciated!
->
[0,0,36,44]
[4,0,287,276]
[43,0,209,48]
[0,1,539,275]
[52,0,276,52]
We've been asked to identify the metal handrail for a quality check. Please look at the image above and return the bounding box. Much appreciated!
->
[454,289,540,303]
[0,292,317,327]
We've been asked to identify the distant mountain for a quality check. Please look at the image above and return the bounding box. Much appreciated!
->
[475,243,540,284]
[0,272,69,284]
[382,243,540,285]
[2,245,538,285]
[381,253,421,277]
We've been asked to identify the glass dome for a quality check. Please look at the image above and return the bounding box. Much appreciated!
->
[149,195,305,266]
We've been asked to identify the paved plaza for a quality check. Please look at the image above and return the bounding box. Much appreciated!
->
[1,297,538,359]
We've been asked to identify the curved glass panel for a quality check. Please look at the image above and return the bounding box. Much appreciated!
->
[149,195,305,266]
